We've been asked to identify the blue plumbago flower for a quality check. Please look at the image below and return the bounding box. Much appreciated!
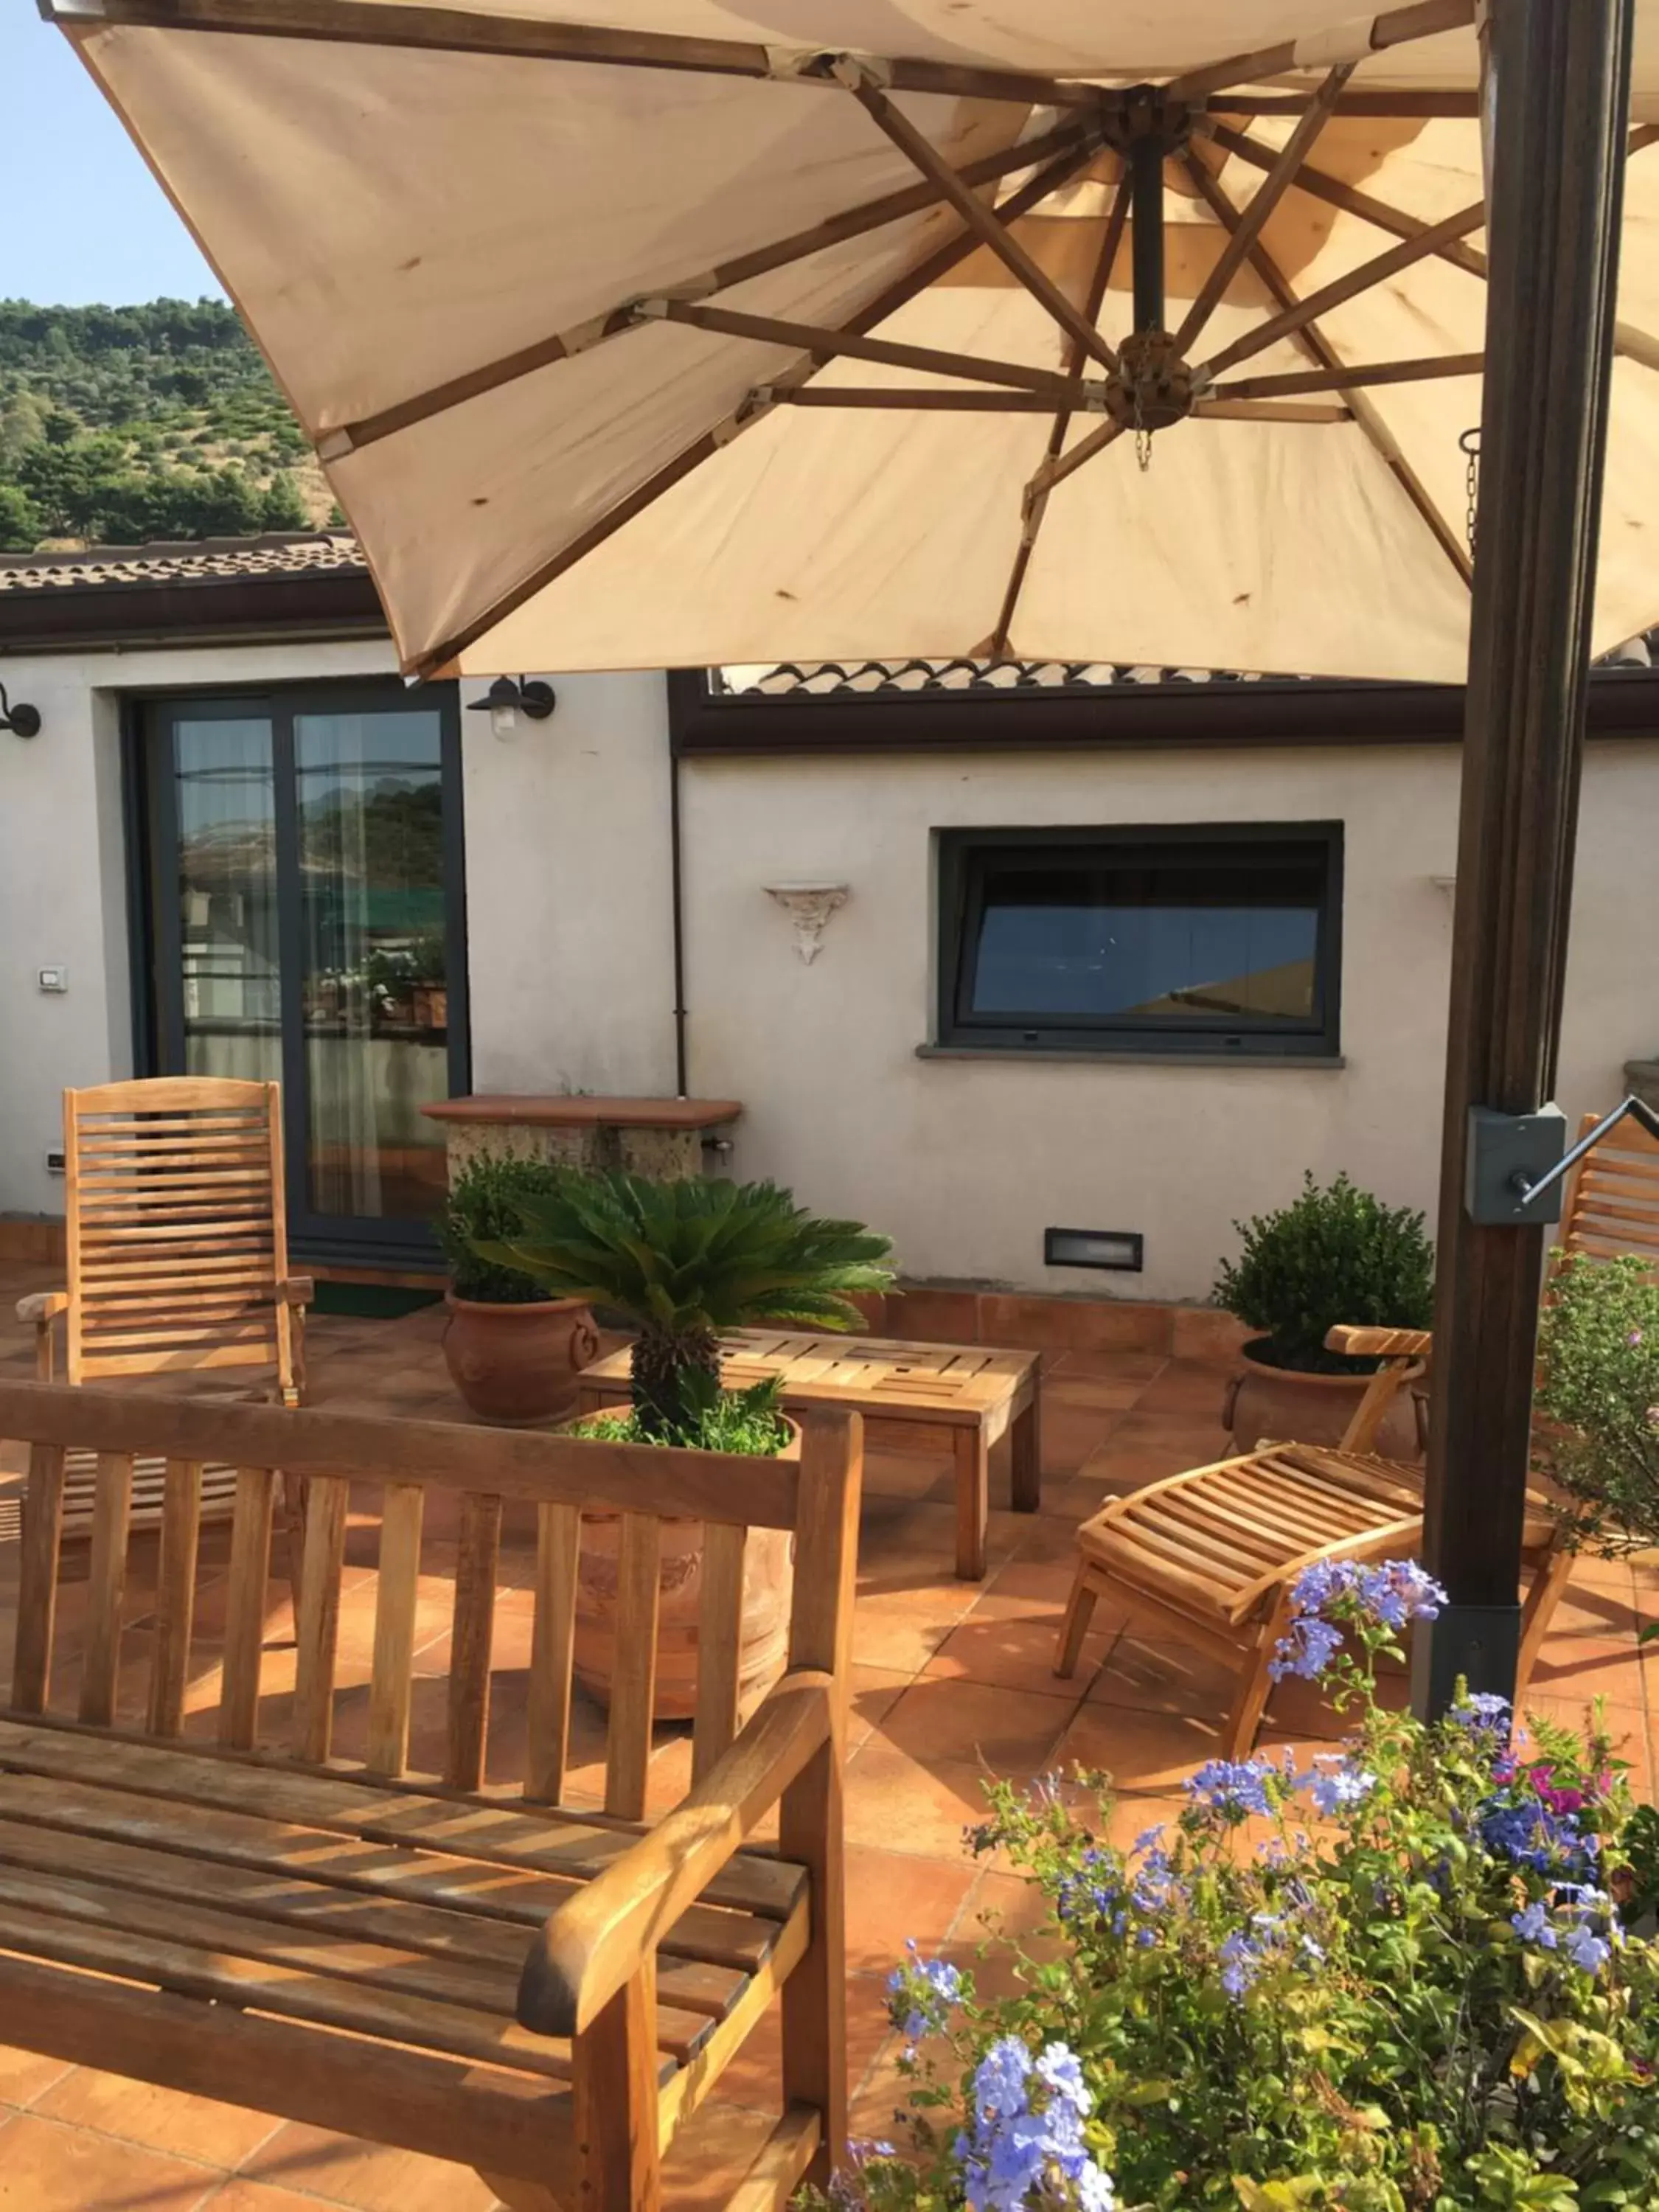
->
[1186,1756,1281,1822]
[1271,1610,1346,1683]
[1219,1927,1266,2001]
[1277,1559,1447,1673]
[956,2036,1115,2212]
[1055,1847,1127,1932]
[1133,1823,1168,1855]
[1565,1921,1612,1974]
[886,1941,963,2045]
[1449,1689,1514,1739]
[1306,1758,1379,1819]
[1512,1899,1559,1950]
[1130,1838,1185,1914]
[1480,1798,1592,1876]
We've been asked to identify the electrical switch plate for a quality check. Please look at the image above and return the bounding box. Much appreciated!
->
[37,966,68,993]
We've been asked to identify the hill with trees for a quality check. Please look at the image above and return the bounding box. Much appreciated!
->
[0,298,335,550]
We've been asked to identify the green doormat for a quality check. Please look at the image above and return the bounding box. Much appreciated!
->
[311,1281,443,1320]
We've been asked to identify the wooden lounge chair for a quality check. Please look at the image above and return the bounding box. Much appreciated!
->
[14,1077,313,1540]
[1054,1109,1659,1753]
[0,1379,861,2211]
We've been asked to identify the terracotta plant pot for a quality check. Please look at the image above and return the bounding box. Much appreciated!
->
[442,1292,599,1424]
[568,1411,800,1722]
[1225,1339,1428,1461]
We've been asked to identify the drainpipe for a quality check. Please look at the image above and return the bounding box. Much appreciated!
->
[669,737,689,1098]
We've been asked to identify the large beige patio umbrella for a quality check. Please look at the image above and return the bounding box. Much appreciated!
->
[43,0,1659,682]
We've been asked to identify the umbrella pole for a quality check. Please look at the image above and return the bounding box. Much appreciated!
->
[1416,0,1634,1714]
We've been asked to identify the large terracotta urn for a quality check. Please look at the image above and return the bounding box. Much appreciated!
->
[442,1293,599,1423]
[1225,1340,1427,1461]
[569,1414,799,1721]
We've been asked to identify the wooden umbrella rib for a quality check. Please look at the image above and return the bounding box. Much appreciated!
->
[327,116,1096,455]
[1163,0,1475,105]
[1033,417,1127,497]
[655,301,1087,399]
[1211,353,1484,400]
[1173,64,1354,357]
[844,74,1120,375]
[1183,152,1472,588]
[1211,91,1481,117]
[762,388,1090,411]
[1193,399,1350,422]
[413,139,1098,677]
[990,167,1133,655]
[1204,122,1489,280]
[46,0,1104,105]
[1194,198,1489,382]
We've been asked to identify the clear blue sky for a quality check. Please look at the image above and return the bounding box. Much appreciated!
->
[0,4,222,304]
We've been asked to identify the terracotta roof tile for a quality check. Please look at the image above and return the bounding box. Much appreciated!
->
[0,533,368,595]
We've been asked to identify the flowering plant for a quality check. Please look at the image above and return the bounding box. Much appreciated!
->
[810,1563,1659,2211]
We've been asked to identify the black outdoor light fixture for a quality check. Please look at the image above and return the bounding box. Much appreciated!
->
[0,683,41,740]
[467,675,556,740]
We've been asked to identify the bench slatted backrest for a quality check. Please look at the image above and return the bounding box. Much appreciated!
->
[1,1382,860,1823]
[63,1078,296,1397]
[1557,1109,1659,1279]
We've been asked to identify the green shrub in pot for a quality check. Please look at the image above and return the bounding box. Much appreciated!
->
[437,1155,568,1304]
[478,1169,895,1449]
[1214,1169,1436,1376]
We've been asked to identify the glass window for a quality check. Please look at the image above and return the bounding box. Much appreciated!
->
[939,828,1341,1057]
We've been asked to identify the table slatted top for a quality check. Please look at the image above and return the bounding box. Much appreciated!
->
[580,1329,1037,1426]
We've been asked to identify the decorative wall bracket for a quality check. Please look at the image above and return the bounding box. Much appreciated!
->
[765,882,849,964]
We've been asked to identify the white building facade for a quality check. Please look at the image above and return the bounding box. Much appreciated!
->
[2,536,1655,1303]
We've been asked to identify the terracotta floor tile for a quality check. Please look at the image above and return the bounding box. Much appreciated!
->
[844,1846,981,1969]
[1040,1371,1146,1415]
[32,2069,282,2170]
[1087,1630,1242,1719]
[877,1677,1077,1771]
[847,1664,916,1752]
[1526,1638,1649,1706]
[1046,1351,1168,1388]
[1132,1359,1234,1419]
[1052,1701,1223,1793]
[659,2100,790,2211]
[0,2111,221,2211]
[236,2124,501,2212]
[844,1740,1007,1857]
[0,2045,73,2110]
[1039,1407,1125,1480]
[198,2183,361,2212]
[925,1610,1105,1700]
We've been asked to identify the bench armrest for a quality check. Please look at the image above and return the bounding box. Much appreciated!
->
[1324,1325,1433,1360]
[279,1277,315,1308]
[517,1670,835,2038]
[16,1290,69,1326]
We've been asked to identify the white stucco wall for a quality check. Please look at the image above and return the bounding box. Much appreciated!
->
[459,671,677,1099]
[2,636,1654,1302]
[669,736,1659,1301]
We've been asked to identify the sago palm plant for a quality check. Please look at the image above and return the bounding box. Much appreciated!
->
[477,1171,895,1441]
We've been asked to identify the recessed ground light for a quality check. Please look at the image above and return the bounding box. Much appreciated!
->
[1044,1227,1144,1273]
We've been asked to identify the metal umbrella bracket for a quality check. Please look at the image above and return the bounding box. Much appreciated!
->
[1465,1093,1659,1224]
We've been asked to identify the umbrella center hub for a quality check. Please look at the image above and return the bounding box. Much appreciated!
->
[1105,330,1195,432]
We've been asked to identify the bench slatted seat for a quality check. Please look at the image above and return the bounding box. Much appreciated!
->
[0,1380,862,2211]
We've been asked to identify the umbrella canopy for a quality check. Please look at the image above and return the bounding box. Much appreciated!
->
[46,0,1659,679]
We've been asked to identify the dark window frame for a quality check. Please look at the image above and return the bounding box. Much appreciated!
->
[935,822,1344,1060]
[125,676,470,1266]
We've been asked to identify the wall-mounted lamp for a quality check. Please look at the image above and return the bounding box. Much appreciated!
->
[467,675,556,740]
[0,684,41,740]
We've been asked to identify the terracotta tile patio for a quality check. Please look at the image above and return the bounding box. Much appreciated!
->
[0,1261,1652,2208]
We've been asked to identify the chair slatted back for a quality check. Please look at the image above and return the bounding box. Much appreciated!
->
[1,1382,860,1823]
[1557,1109,1659,1280]
[63,1078,296,1397]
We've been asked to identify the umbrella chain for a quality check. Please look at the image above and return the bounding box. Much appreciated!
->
[1460,426,1481,557]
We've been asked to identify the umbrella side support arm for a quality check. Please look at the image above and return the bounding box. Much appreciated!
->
[1183,152,1475,587]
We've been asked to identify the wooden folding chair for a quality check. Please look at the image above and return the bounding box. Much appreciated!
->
[1053,1109,1659,1753]
[14,1078,313,1552]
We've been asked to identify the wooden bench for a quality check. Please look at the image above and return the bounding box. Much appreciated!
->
[580,1329,1040,1581]
[0,1378,863,2211]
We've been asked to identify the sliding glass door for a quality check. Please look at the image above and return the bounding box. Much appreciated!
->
[139,682,467,1261]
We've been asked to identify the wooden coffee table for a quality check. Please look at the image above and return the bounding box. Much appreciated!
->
[577,1329,1040,1580]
